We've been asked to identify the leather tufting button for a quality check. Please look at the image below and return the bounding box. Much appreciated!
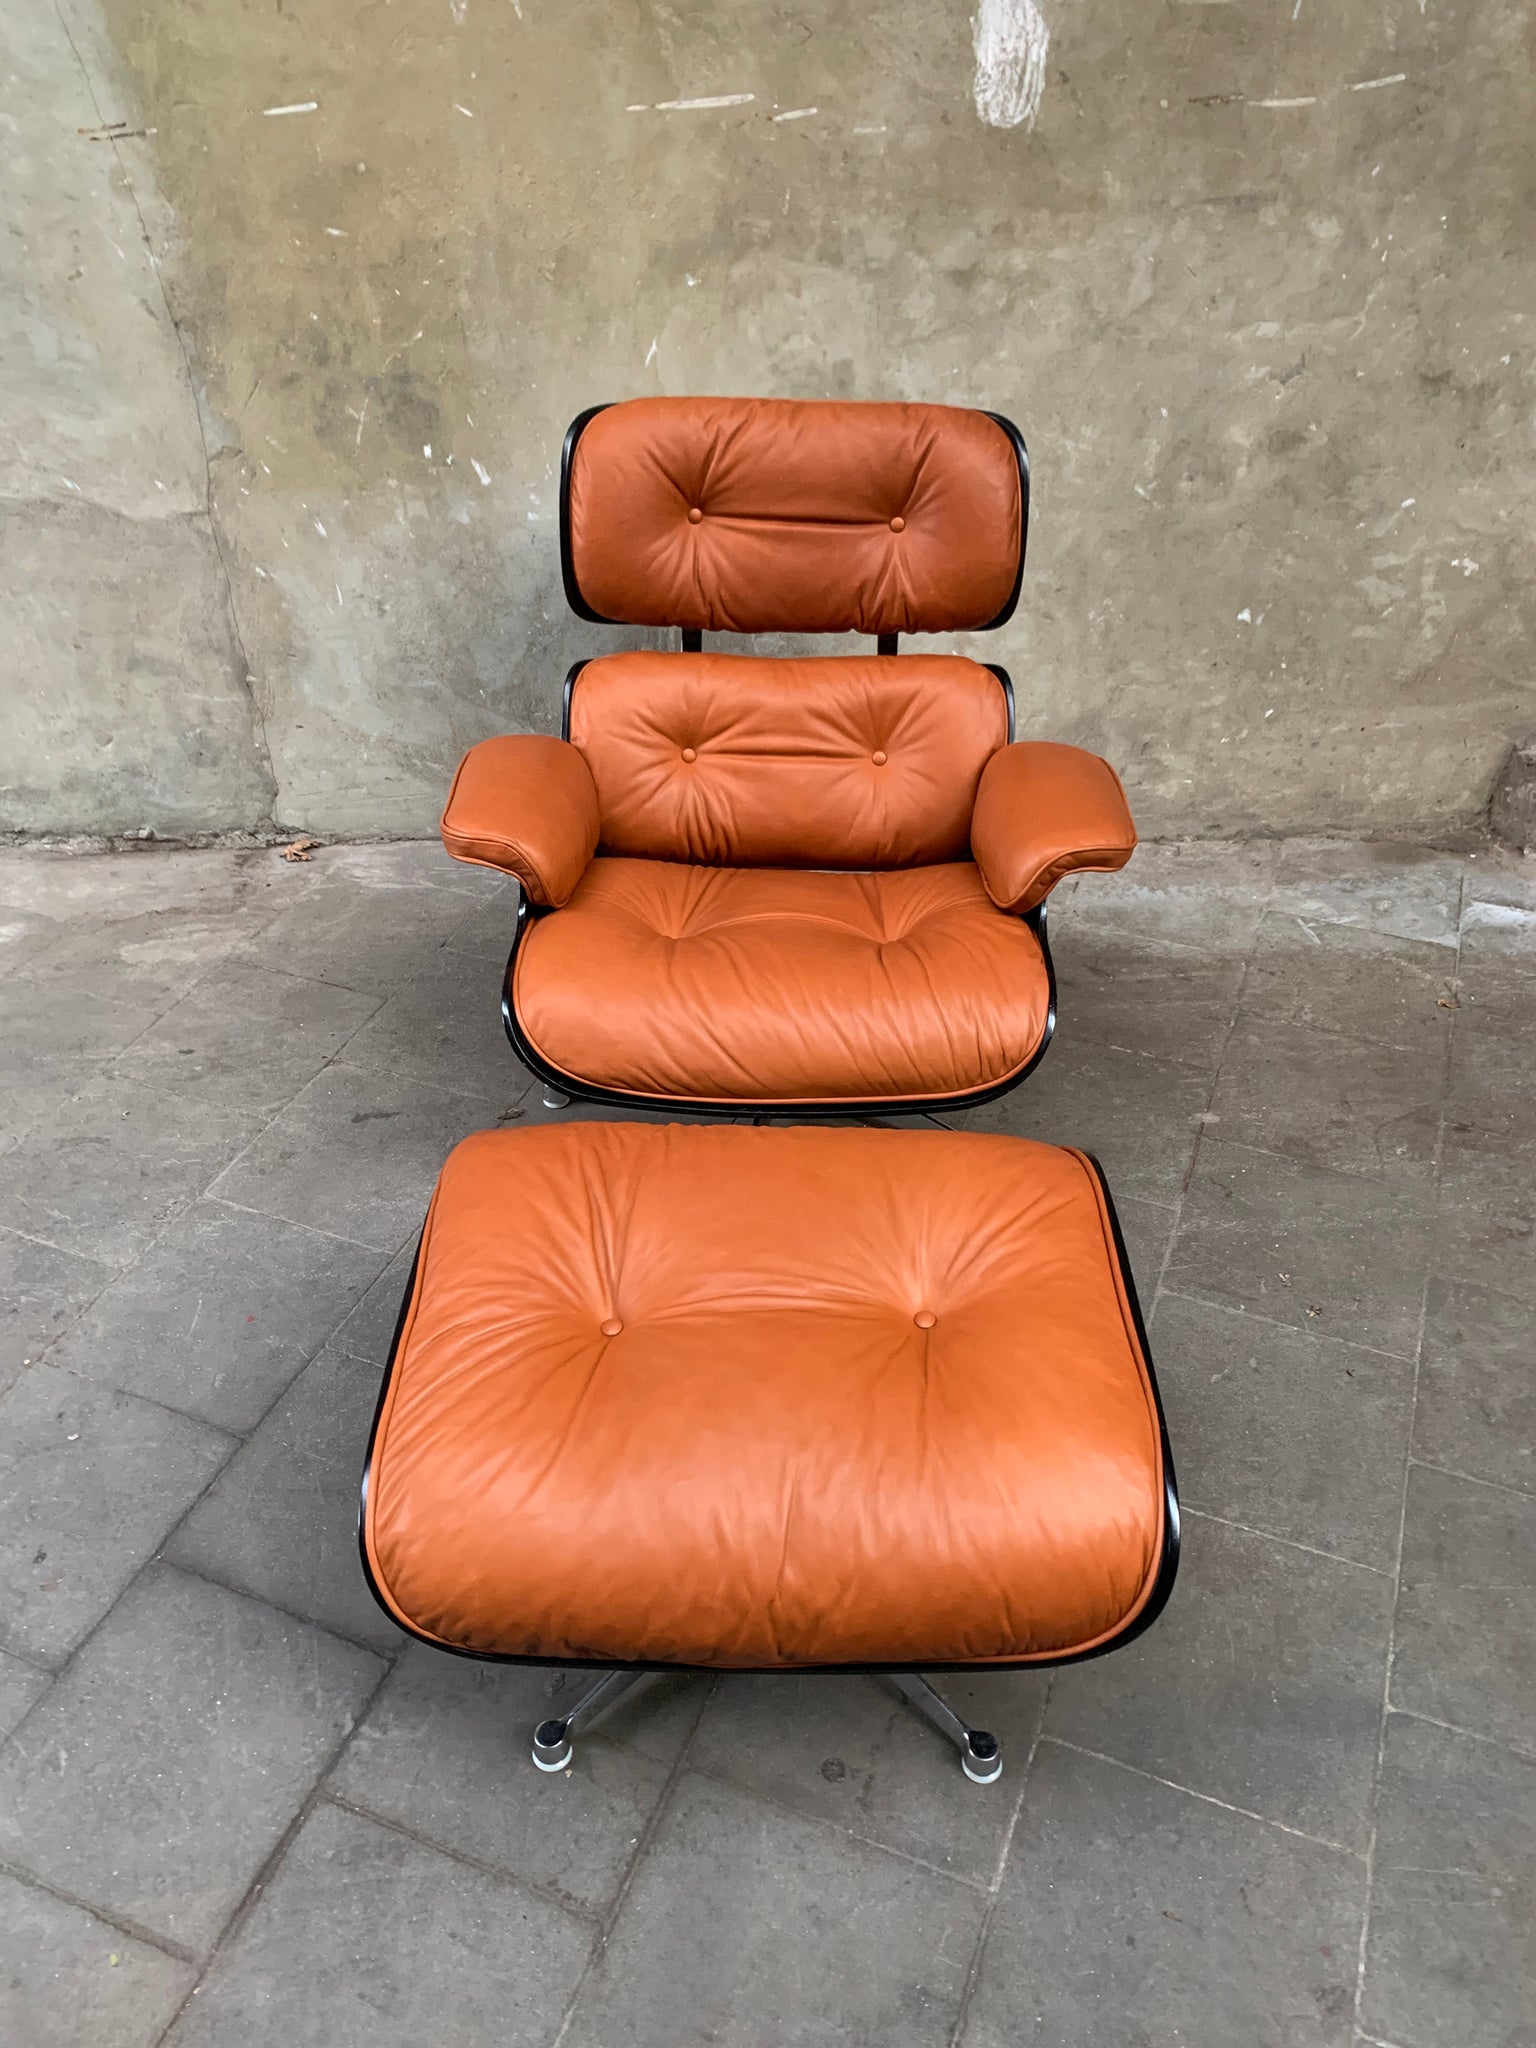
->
[871,749,888,767]
[681,746,697,763]
[687,506,704,524]
[600,1317,624,1337]
[889,515,905,533]
[914,1310,936,1330]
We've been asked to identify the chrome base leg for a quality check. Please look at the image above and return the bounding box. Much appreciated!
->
[887,1674,1003,1783]
[530,1669,644,1772]
[541,1084,572,1110]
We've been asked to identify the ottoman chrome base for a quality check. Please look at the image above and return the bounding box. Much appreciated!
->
[527,1668,1004,1782]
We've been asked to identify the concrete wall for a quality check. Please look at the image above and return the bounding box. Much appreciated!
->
[4,0,1532,842]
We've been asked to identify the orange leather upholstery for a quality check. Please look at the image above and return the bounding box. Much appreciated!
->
[971,742,1137,915]
[568,651,1008,868]
[434,398,1138,1108]
[440,735,598,907]
[514,860,1051,1103]
[362,1123,1170,1670]
[565,398,1022,636]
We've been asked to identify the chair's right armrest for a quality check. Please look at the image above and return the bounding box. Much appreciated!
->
[440,735,600,907]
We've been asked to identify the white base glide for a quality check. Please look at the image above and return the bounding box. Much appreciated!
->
[531,1727,573,1772]
[887,1673,1003,1784]
[527,1671,646,1774]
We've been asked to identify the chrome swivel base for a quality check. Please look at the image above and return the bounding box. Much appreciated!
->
[528,1668,1000,1782]
[886,1674,1003,1782]
[540,1084,572,1110]
[530,1668,644,1771]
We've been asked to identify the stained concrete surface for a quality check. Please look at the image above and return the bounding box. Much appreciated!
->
[0,2,275,835]
[4,0,1534,841]
[0,834,1532,2046]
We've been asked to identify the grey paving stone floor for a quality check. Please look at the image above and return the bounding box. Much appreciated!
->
[0,834,1532,2047]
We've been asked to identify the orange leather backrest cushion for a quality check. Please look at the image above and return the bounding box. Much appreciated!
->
[568,651,1009,868]
[564,397,1023,636]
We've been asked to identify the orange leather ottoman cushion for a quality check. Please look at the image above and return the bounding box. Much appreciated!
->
[362,1124,1171,1671]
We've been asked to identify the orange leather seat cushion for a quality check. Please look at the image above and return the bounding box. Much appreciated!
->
[513,858,1051,1104]
[363,1124,1168,1669]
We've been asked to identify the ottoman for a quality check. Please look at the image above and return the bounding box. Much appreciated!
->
[359,1122,1178,1782]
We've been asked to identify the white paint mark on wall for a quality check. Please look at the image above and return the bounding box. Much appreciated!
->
[640,94,756,112]
[972,0,1050,130]
[772,107,818,122]
[644,337,659,366]
[1350,73,1407,91]
[471,459,491,486]
[454,102,475,118]
[1251,96,1317,108]
[263,101,318,117]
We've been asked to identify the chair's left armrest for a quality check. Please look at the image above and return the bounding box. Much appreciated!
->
[970,742,1137,914]
[440,734,600,907]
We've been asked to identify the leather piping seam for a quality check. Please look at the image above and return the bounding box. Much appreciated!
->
[438,827,578,904]
[1059,1146,1169,1644]
[993,842,1137,915]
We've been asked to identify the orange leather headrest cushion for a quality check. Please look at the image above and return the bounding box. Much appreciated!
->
[564,396,1024,637]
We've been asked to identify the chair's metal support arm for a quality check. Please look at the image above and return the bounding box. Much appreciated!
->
[531,1669,646,1771]
[528,1668,1002,1782]
[886,1673,1003,1783]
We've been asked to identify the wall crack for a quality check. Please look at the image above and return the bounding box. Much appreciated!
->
[52,0,281,833]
